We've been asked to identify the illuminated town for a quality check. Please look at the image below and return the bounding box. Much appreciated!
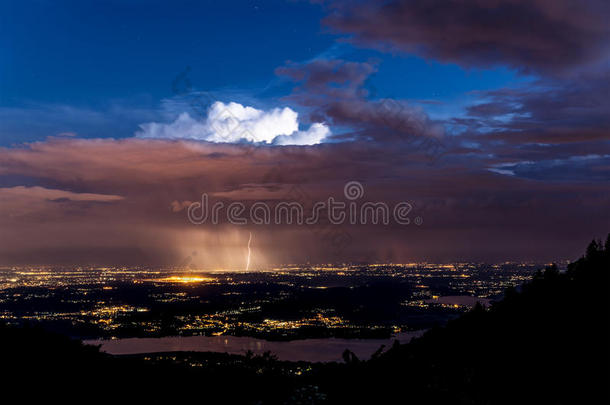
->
[0,263,544,341]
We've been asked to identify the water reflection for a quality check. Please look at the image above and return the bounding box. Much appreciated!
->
[86,331,424,363]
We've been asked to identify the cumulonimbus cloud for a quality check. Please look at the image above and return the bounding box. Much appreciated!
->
[135,101,330,146]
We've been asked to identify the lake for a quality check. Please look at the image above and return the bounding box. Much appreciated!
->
[85,331,425,363]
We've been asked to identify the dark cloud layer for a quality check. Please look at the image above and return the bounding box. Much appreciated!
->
[463,74,610,143]
[453,71,610,176]
[0,138,607,266]
[311,1,610,184]
[276,59,444,149]
[322,0,610,73]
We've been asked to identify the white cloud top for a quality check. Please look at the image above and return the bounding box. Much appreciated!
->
[136,101,330,145]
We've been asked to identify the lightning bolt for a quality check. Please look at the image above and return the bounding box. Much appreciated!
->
[246,231,252,271]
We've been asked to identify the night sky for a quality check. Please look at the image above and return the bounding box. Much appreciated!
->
[1,0,608,266]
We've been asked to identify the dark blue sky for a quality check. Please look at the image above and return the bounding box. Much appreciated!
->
[1,0,527,144]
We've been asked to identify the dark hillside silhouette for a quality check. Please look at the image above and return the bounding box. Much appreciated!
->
[1,323,299,404]
[313,235,610,404]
